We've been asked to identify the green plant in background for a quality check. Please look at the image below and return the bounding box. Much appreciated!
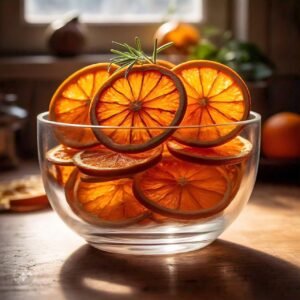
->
[189,26,274,81]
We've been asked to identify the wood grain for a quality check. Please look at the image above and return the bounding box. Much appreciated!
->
[0,164,299,300]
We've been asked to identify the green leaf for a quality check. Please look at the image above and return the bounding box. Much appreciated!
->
[109,37,174,76]
[135,37,142,52]
[152,39,158,63]
[157,42,174,53]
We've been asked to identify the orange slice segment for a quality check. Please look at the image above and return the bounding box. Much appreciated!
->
[65,170,148,226]
[172,60,250,147]
[49,63,117,148]
[48,164,75,186]
[167,136,252,165]
[73,145,162,177]
[46,144,79,166]
[90,64,187,153]
[225,163,244,199]
[133,158,232,220]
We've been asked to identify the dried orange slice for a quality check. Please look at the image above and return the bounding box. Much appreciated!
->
[133,158,232,220]
[48,164,75,186]
[167,136,252,165]
[10,195,49,212]
[65,170,148,226]
[149,164,244,224]
[46,144,79,166]
[90,64,187,153]
[225,164,244,199]
[73,145,162,177]
[79,173,127,183]
[156,59,175,69]
[0,175,49,212]
[49,63,117,148]
[115,60,174,69]
[172,60,250,147]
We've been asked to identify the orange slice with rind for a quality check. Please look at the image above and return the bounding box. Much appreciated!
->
[0,175,49,212]
[167,136,252,165]
[148,163,245,223]
[46,144,79,166]
[133,158,232,220]
[79,173,128,183]
[73,145,162,177]
[65,170,148,227]
[115,59,174,69]
[172,60,250,147]
[90,64,187,153]
[156,59,175,69]
[49,63,118,148]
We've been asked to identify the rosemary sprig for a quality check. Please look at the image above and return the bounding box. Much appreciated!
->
[109,37,173,76]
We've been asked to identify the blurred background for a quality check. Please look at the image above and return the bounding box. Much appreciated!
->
[0,0,299,181]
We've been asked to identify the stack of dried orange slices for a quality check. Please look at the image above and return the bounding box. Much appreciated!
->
[46,38,252,227]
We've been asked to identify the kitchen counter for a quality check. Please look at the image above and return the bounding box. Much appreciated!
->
[0,162,300,300]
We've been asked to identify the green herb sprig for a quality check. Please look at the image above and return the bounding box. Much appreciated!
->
[109,37,173,77]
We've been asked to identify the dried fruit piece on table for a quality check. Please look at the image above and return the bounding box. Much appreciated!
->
[0,175,48,212]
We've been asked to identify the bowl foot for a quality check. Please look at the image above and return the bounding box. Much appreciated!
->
[89,240,214,255]
[84,228,223,255]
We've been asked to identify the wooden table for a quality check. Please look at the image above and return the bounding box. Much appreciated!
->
[0,162,300,300]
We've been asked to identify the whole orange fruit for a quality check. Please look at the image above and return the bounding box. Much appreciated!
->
[154,21,200,55]
[262,112,300,159]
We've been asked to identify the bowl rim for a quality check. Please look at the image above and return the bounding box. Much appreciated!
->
[37,111,261,129]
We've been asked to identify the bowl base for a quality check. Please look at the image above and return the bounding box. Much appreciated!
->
[84,227,223,255]
[89,240,214,255]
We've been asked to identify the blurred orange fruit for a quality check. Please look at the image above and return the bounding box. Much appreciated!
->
[172,60,250,147]
[262,112,300,159]
[49,63,117,148]
[154,21,200,55]
[90,64,187,153]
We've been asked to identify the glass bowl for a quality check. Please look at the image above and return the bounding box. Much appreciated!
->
[37,111,261,255]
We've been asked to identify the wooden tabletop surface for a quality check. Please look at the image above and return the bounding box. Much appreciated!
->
[0,162,300,300]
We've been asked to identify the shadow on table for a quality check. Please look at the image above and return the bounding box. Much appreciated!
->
[59,240,300,300]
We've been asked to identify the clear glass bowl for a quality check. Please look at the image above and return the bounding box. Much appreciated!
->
[37,111,261,255]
